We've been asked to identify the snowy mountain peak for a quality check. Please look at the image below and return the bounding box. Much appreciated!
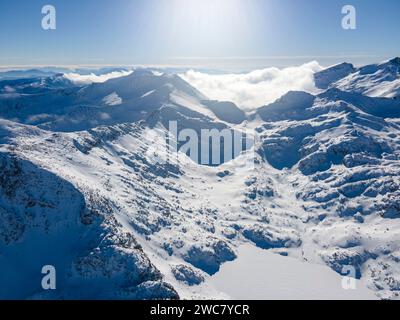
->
[314,62,355,89]
[256,91,315,121]
[388,57,400,66]
[323,58,400,99]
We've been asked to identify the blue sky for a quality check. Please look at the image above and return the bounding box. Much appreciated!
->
[0,0,399,69]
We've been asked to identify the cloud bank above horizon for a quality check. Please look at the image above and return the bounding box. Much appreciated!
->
[180,61,323,111]
[63,70,133,85]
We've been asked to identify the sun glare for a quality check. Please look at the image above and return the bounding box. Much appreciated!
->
[154,0,260,56]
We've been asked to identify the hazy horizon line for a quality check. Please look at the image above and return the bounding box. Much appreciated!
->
[0,54,397,73]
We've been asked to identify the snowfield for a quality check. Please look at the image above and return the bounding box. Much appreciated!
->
[0,59,399,300]
[209,244,377,300]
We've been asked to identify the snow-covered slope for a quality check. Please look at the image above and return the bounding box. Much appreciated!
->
[315,58,400,98]
[254,88,400,299]
[0,61,400,300]
[0,121,179,299]
[314,63,355,90]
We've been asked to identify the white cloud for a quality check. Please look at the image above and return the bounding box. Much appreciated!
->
[102,92,123,106]
[63,70,133,85]
[180,61,323,112]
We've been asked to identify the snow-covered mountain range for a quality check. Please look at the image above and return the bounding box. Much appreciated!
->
[0,58,399,300]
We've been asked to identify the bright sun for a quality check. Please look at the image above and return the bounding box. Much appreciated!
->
[154,0,259,56]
